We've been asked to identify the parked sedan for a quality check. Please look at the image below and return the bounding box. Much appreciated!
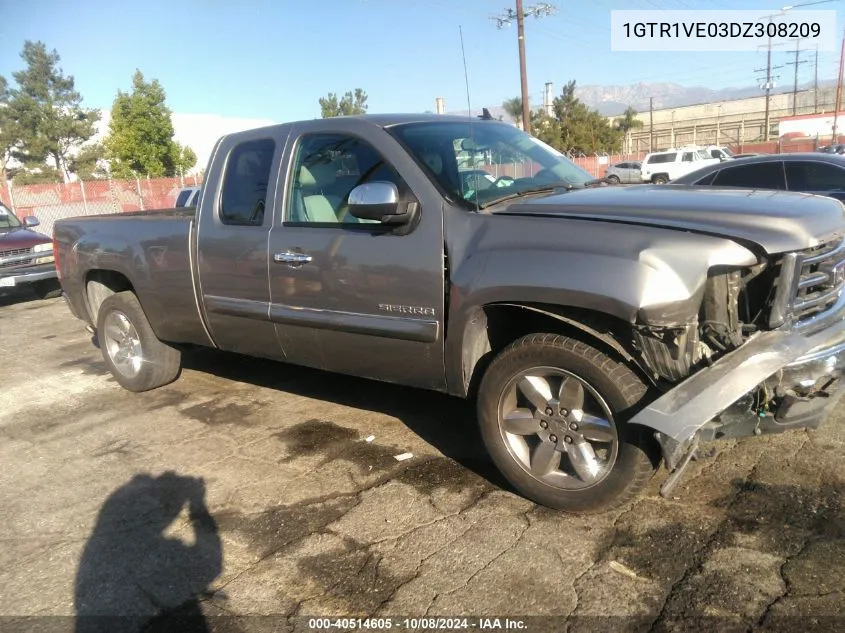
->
[604,160,642,184]
[672,153,845,201]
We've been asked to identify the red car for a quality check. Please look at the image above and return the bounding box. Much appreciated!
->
[0,202,61,299]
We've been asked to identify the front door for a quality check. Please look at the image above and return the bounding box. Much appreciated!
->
[195,127,289,359]
[267,123,446,390]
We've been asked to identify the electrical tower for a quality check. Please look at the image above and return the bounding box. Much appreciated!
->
[491,2,556,134]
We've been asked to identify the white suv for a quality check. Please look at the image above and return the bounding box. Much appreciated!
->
[641,148,719,184]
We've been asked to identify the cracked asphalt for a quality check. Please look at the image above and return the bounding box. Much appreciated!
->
[1,291,843,632]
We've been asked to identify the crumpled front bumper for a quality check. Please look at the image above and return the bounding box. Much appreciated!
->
[629,315,845,468]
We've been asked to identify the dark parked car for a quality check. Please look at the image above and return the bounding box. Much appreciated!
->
[673,153,845,201]
[0,202,60,299]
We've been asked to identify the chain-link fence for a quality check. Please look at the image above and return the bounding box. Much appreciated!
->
[0,174,203,238]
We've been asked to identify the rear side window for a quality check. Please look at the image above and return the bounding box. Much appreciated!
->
[175,189,192,207]
[694,171,718,186]
[220,139,276,226]
[785,161,845,192]
[647,153,677,164]
[713,162,785,189]
[682,152,694,162]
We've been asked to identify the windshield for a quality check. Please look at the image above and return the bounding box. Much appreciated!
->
[722,147,734,157]
[0,203,21,230]
[388,121,593,208]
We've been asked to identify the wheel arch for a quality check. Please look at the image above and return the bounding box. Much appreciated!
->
[455,302,654,400]
[84,269,136,323]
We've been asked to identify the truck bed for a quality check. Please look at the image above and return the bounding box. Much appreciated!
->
[53,208,213,347]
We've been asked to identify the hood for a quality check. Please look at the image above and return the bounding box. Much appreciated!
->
[0,227,51,251]
[492,185,845,255]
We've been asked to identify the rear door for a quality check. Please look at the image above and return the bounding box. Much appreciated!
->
[195,126,290,359]
[712,161,786,190]
[784,160,845,201]
[266,119,446,390]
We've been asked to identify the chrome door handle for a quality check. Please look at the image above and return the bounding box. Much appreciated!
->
[274,251,312,265]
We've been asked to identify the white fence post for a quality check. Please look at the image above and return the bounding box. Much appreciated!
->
[79,179,89,214]
[7,180,17,215]
[136,177,144,211]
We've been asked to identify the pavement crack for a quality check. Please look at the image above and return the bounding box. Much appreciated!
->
[646,458,763,633]
[757,533,815,626]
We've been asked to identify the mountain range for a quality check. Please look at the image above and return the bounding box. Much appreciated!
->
[454,79,837,120]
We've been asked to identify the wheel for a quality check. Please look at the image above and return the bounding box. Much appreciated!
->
[477,333,657,513]
[33,279,62,300]
[605,174,621,185]
[96,291,181,392]
[652,174,669,184]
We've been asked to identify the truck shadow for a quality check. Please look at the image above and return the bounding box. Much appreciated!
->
[180,348,512,492]
[74,471,222,633]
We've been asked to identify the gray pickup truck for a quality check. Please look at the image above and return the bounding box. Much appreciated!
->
[53,114,845,513]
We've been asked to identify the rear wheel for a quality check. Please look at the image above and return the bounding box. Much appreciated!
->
[652,174,669,184]
[477,333,657,513]
[96,291,181,392]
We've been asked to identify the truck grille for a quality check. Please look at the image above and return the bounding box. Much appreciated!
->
[0,247,34,269]
[790,237,845,329]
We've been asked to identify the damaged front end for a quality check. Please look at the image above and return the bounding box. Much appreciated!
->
[628,237,845,495]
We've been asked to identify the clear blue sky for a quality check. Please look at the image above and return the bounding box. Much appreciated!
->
[1,0,843,120]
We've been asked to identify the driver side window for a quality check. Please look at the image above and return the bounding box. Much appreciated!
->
[286,133,404,225]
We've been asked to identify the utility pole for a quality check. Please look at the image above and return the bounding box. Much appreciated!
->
[754,28,783,141]
[516,1,530,133]
[814,45,820,113]
[833,28,845,143]
[786,38,808,115]
[491,2,556,135]
[649,97,654,152]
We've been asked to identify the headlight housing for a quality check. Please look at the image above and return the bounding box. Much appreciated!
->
[32,242,54,264]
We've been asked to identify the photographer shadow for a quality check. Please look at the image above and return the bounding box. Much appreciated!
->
[74,472,222,633]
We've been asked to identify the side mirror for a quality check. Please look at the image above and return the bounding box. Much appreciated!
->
[23,216,40,227]
[348,182,414,225]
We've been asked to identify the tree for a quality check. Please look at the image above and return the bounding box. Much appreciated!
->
[0,75,18,185]
[104,70,196,179]
[1,41,99,183]
[319,88,368,118]
[68,143,108,180]
[502,97,523,127]
[531,81,622,155]
[614,106,643,133]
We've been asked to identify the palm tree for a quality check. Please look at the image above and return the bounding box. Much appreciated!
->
[615,106,643,132]
[502,97,523,127]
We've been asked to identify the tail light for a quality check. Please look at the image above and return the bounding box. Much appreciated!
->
[52,236,61,280]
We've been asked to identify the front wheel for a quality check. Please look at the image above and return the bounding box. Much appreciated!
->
[605,174,621,185]
[477,334,657,513]
[96,291,181,392]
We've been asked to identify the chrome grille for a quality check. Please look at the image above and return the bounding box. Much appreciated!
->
[791,237,845,328]
[0,246,34,269]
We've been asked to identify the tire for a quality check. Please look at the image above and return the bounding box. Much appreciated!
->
[605,175,621,185]
[96,291,181,392]
[652,174,669,184]
[477,333,657,513]
[33,279,62,300]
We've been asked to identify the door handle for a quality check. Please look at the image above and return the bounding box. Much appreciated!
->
[274,251,312,265]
